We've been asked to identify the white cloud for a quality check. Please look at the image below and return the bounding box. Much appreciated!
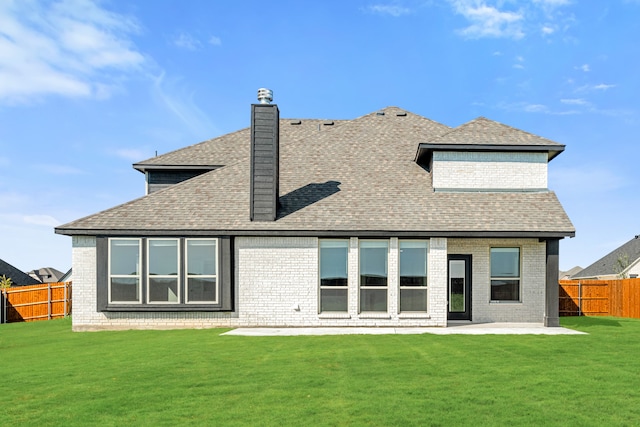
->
[512,55,525,69]
[448,0,574,40]
[113,148,151,162]
[533,0,572,6]
[449,1,524,39]
[173,32,201,51]
[151,72,219,139]
[541,25,555,35]
[368,4,411,17]
[173,33,222,50]
[576,83,616,92]
[498,101,581,115]
[23,214,61,227]
[576,64,590,72]
[0,0,145,104]
[560,98,590,106]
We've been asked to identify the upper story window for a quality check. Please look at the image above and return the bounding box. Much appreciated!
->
[399,240,428,312]
[319,239,348,312]
[359,240,388,312]
[490,247,521,302]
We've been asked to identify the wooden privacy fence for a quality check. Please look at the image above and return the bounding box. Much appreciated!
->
[559,278,640,318]
[1,282,72,323]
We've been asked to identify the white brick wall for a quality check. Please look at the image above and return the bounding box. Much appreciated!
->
[448,238,546,323]
[432,151,547,191]
[70,236,547,330]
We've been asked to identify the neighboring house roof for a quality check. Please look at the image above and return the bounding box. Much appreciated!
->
[28,267,65,283]
[59,268,72,282]
[0,259,41,286]
[55,106,575,238]
[559,266,583,280]
[572,235,640,279]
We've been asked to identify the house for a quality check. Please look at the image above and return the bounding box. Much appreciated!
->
[559,266,583,280]
[0,258,41,287]
[55,90,575,331]
[572,235,640,279]
[28,267,65,284]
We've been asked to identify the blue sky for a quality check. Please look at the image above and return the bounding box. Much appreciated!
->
[1,0,639,273]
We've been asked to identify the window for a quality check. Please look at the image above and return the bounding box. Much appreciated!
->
[399,240,428,312]
[186,239,217,303]
[109,239,141,303]
[103,237,228,310]
[359,240,388,312]
[148,239,179,303]
[490,247,520,301]
[319,240,348,312]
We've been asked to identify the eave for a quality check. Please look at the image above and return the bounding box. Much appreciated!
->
[55,227,575,239]
[132,164,223,173]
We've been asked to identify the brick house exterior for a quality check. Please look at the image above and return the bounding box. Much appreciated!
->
[56,93,574,331]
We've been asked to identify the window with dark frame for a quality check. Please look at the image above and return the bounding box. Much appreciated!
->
[107,237,219,306]
[109,238,142,303]
[147,239,179,303]
[490,247,521,301]
[186,239,218,303]
[359,240,388,312]
[399,240,428,312]
[319,240,348,312]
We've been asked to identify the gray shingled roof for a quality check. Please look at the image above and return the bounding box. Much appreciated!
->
[572,236,640,278]
[425,117,563,146]
[416,117,565,162]
[56,106,574,237]
[133,119,348,170]
[0,259,41,286]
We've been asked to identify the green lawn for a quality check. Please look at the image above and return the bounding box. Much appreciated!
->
[1,317,639,426]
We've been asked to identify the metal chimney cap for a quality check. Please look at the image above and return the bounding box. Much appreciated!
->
[257,88,273,104]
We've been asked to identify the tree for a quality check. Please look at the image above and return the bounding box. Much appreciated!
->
[614,253,631,279]
[0,274,12,289]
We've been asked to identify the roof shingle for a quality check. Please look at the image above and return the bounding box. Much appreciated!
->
[57,106,574,237]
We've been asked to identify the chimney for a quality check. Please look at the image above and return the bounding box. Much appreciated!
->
[250,88,279,221]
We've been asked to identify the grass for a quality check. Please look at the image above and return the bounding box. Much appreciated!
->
[1,317,640,426]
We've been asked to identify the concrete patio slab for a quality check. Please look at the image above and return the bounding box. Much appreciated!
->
[222,323,586,336]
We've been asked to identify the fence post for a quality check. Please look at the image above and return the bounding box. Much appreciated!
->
[63,283,67,318]
[1,288,5,324]
[578,281,582,316]
[48,282,52,320]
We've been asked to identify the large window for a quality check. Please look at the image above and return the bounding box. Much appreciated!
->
[109,239,142,303]
[148,239,179,303]
[319,240,348,312]
[399,240,428,312]
[186,239,217,303]
[490,247,520,301]
[359,240,388,312]
[106,237,221,308]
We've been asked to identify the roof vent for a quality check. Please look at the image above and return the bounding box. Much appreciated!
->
[257,88,273,104]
